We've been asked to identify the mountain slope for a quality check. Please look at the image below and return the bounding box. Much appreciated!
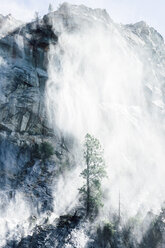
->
[0,3,165,247]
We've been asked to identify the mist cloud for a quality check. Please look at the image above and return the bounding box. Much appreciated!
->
[46,4,165,220]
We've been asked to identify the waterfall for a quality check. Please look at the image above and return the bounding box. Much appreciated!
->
[46,4,165,219]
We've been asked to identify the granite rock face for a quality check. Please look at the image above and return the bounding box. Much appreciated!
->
[0,15,60,217]
[0,11,72,247]
[0,16,57,135]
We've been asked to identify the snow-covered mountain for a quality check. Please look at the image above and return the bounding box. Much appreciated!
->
[0,3,165,247]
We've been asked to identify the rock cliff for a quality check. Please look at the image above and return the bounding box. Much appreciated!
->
[1,3,165,248]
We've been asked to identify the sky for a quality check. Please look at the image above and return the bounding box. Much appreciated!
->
[0,0,164,38]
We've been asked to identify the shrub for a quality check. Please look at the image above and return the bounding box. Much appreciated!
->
[96,222,115,247]
[102,222,115,238]
[40,142,54,159]
[32,141,54,160]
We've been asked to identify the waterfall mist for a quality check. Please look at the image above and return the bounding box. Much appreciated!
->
[46,4,165,220]
[0,191,31,246]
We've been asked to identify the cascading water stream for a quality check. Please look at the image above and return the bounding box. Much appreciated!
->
[46,4,165,220]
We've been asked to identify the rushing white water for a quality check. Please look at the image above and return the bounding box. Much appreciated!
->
[46,4,165,219]
[0,191,31,247]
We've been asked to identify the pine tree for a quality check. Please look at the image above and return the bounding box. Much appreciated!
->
[34,11,39,22]
[79,133,107,218]
[48,3,53,13]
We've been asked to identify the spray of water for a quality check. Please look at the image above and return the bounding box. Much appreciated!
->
[0,191,31,247]
[46,4,165,221]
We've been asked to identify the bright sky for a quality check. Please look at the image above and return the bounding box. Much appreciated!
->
[0,0,164,37]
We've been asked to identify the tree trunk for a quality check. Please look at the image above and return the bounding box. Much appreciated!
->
[86,146,90,217]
